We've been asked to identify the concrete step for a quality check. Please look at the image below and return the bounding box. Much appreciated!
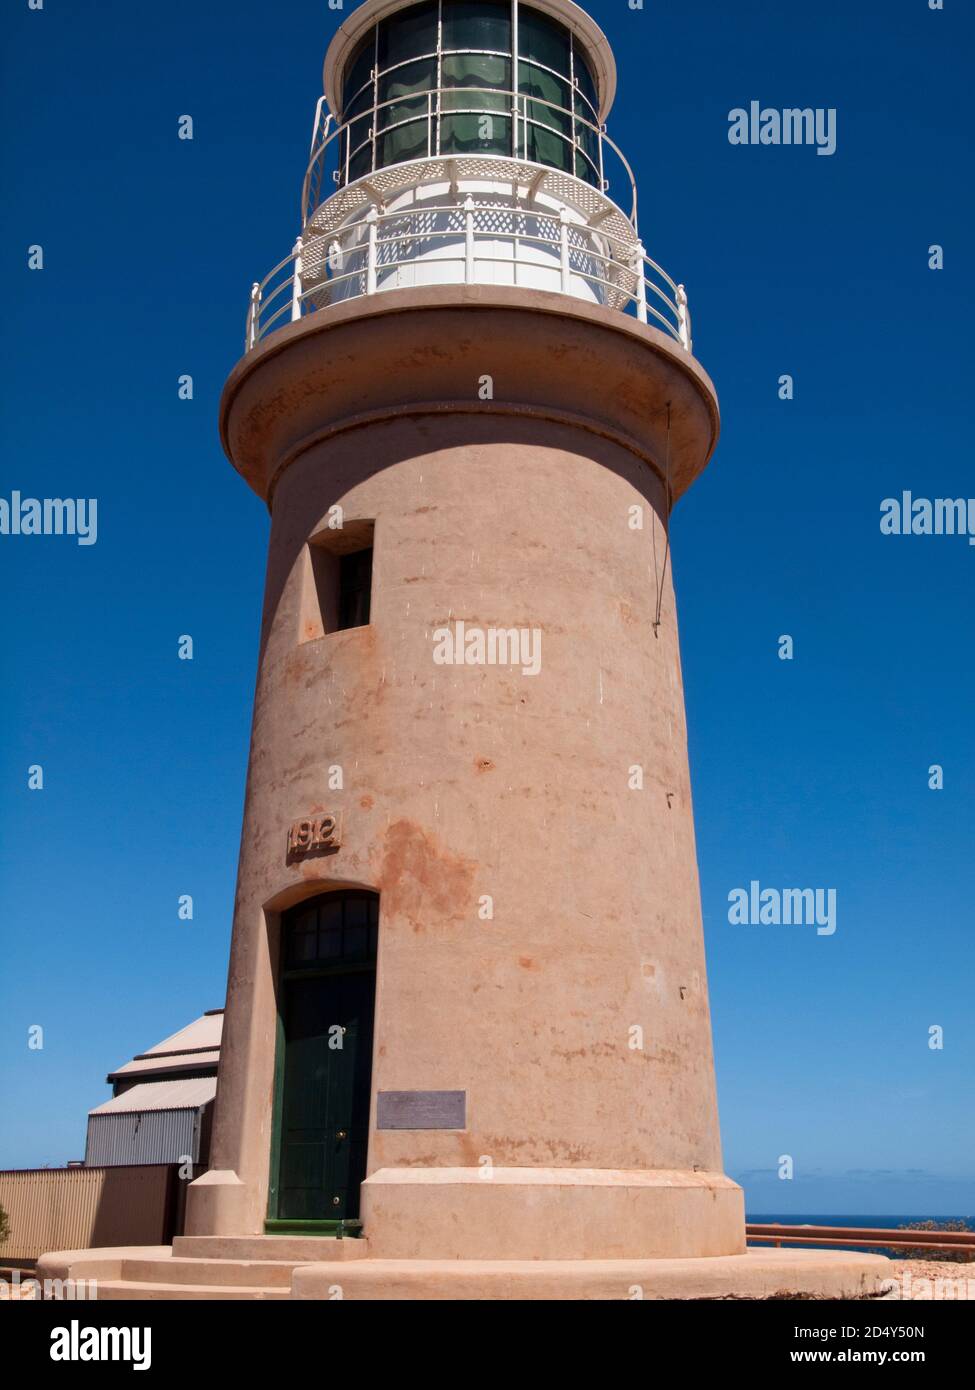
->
[173,1234,368,1262]
[95,1280,289,1302]
[121,1258,297,1289]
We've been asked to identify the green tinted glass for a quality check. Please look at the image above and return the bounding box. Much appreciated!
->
[339,3,602,184]
[518,62,570,131]
[377,1,438,67]
[573,42,599,122]
[342,33,374,115]
[442,1,511,55]
[377,118,431,166]
[518,6,571,77]
[441,111,512,155]
[377,57,436,131]
[441,52,511,137]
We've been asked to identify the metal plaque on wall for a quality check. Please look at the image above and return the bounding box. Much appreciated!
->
[376,1090,467,1130]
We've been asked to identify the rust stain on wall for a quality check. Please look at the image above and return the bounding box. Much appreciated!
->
[379,819,476,933]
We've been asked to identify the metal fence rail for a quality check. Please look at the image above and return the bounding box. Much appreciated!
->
[747,1223,975,1255]
[246,196,690,352]
[241,76,692,356]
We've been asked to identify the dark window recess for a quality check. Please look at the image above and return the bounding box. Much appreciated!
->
[338,547,373,630]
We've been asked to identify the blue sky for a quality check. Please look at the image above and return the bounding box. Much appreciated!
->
[1,0,971,1216]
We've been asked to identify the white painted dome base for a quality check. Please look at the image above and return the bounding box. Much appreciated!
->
[301,156,639,314]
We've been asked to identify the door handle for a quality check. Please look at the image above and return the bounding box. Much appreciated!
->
[337,1130,348,1140]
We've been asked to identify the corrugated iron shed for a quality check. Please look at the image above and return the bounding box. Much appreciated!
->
[85,1078,218,1166]
[84,1008,223,1165]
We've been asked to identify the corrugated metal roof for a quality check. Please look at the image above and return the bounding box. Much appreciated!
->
[105,1009,223,1083]
[111,1050,220,1079]
[139,1010,223,1058]
[88,1077,217,1116]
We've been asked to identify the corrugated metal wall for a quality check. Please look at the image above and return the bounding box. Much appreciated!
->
[84,1107,202,1167]
[0,1166,174,1262]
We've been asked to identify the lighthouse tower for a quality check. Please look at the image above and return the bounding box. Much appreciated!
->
[174,0,887,1299]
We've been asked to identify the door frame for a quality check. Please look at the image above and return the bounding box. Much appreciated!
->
[265,888,379,1235]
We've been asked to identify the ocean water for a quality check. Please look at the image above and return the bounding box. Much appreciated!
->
[748,1215,975,1259]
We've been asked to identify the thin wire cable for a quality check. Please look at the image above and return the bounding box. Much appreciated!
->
[652,402,673,637]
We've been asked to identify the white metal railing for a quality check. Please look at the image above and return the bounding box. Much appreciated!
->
[245,196,691,353]
[301,84,636,229]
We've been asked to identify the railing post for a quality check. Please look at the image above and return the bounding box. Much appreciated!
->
[290,237,304,323]
[633,244,648,324]
[463,195,475,284]
[676,283,691,351]
[366,207,379,295]
[559,209,571,295]
[427,90,433,158]
[246,282,260,350]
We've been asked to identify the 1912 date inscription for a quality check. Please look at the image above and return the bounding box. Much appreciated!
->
[287,813,341,859]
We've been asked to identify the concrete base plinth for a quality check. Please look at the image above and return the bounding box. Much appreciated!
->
[36,1243,893,1301]
[291,1249,894,1301]
[361,1166,745,1260]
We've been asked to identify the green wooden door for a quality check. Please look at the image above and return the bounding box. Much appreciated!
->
[272,892,378,1223]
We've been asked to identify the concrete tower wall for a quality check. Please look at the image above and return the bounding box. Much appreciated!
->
[187,286,742,1260]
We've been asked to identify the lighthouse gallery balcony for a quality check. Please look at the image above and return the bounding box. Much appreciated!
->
[243,0,691,353]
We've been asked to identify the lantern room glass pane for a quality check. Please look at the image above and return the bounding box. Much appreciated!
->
[519,62,571,172]
[441,111,512,155]
[344,117,373,182]
[573,43,599,122]
[441,51,510,98]
[377,57,436,124]
[519,63,570,129]
[378,0,439,68]
[441,51,511,156]
[442,0,512,55]
[342,34,375,115]
[341,29,377,179]
[376,118,430,167]
[517,5,570,76]
[377,54,437,164]
[337,2,604,184]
